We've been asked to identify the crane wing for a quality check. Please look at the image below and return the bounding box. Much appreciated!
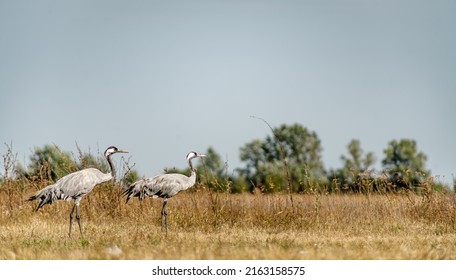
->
[124,173,193,202]
[28,168,111,210]
[55,168,111,200]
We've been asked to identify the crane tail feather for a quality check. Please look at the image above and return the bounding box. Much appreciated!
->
[28,185,59,211]
[123,180,148,203]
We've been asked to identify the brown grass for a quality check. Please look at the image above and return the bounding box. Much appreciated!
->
[1,180,456,260]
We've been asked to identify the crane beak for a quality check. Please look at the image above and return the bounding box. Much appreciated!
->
[198,154,207,158]
[117,149,129,153]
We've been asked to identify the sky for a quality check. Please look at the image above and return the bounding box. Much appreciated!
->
[1,0,455,186]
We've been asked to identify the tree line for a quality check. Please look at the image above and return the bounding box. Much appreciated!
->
[203,123,449,193]
[1,123,452,194]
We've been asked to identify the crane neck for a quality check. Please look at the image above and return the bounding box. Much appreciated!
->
[106,154,116,180]
[187,159,198,188]
[189,169,197,183]
[188,157,195,172]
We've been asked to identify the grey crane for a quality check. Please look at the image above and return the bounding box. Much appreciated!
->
[28,146,128,237]
[123,151,206,235]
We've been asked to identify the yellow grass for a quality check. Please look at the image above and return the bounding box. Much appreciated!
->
[1,182,456,260]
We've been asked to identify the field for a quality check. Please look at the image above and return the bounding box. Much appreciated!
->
[1,181,456,260]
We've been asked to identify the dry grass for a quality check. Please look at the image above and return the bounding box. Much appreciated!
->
[1,180,456,260]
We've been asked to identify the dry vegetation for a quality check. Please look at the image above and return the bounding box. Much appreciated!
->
[1,178,456,260]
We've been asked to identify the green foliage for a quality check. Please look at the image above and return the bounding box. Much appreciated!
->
[17,144,78,181]
[239,123,326,193]
[341,139,376,173]
[123,169,140,186]
[454,178,456,193]
[194,147,249,193]
[267,124,324,176]
[200,146,226,178]
[381,139,430,190]
[329,139,376,193]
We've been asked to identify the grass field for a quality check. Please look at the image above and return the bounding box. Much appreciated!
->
[1,181,455,260]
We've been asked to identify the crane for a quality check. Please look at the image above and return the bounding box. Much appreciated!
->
[28,146,128,238]
[123,151,206,235]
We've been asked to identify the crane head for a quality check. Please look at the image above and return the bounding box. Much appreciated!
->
[104,146,129,157]
[186,151,207,161]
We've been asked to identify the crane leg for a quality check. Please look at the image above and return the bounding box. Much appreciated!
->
[75,204,83,238]
[69,203,83,238]
[161,199,168,236]
[69,204,76,237]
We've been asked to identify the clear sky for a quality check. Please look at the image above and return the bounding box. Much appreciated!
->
[1,0,455,186]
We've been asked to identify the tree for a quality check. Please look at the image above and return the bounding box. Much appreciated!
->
[341,139,375,173]
[239,139,266,181]
[265,124,325,176]
[330,139,376,192]
[239,123,325,192]
[199,147,226,178]
[381,139,429,190]
[195,147,225,191]
[17,144,78,181]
